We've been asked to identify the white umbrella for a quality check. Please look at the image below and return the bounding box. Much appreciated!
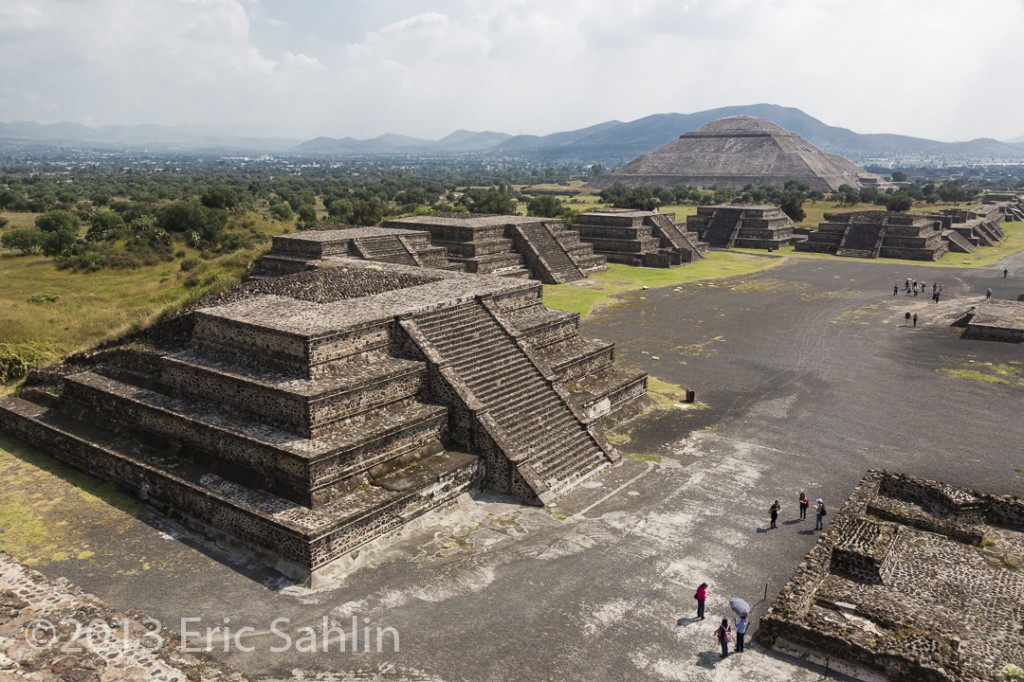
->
[729,597,750,617]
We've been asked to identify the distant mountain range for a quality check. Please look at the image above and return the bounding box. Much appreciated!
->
[4,104,1024,166]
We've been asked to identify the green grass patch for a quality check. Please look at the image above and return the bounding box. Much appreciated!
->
[0,433,142,566]
[0,211,280,374]
[938,360,1022,386]
[625,453,662,463]
[542,252,782,319]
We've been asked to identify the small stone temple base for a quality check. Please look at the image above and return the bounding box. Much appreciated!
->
[0,260,646,583]
[953,300,1024,342]
[759,470,1024,682]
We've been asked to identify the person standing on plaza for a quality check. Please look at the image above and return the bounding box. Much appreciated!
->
[769,500,780,529]
[815,499,826,530]
[734,614,748,653]
[799,491,809,520]
[715,619,732,658]
[1005,268,1009,278]
[893,284,899,296]
[913,313,918,327]
[986,288,992,299]
[695,582,707,620]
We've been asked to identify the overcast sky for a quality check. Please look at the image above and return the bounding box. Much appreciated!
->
[2,0,1023,142]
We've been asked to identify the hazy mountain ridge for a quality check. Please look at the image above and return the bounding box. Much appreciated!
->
[4,105,1024,165]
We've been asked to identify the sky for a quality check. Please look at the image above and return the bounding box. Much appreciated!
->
[2,0,1023,143]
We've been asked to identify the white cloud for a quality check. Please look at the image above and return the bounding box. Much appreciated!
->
[1,0,1023,141]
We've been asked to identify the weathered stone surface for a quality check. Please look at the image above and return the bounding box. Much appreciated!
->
[0,551,248,681]
[587,116,886,192]
[759,470,1024,682]
[0,259,647,582]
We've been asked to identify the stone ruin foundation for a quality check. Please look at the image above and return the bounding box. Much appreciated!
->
[384,214,608,284]
[759,470,1024,682]
[0,260,648,585]
[952,300,1024,342]
[571,209,709,267]
[684,204,804,250]
[795,211,951,261]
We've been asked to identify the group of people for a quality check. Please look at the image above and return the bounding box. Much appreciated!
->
[773,491,826,530]
[894,279,944,303]
[693,584,748,658]
[692,493,828,659]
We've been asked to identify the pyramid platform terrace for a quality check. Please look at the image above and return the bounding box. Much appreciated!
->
[0,260,647,585]
[795,210,950,260]
[571,209,709,267]
[685,204,803,249]
[384,214,607,284]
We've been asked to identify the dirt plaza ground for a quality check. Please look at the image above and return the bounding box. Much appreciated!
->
[2,252,1022,681]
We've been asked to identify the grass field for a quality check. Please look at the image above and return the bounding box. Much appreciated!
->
[0,212,283,373]
[541,252,781,319]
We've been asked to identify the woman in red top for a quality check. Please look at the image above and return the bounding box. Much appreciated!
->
[695,583,707,620]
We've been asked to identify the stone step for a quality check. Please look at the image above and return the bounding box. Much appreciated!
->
[564,365,649,422]
[192,305,395,375]
[0,396,479,580]
[160,350,426,437]
[60,369,451,507]
[535,337,615,382]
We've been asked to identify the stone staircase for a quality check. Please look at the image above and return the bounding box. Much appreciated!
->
[942,230,975,253]
[350,236,419,266]
[647,212,708,260]
[837,223,885,258]
[407,300,616,501]
[510,222,587,284]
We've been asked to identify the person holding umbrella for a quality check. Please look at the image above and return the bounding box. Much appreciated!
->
[735,613,748,653]
[728,598,750,654]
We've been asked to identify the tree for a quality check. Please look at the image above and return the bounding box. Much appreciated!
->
[468,190,518,215]
[351,201,382,225]
[588,164,606,179]
[526,195,566,218]
[886,193,912,212]
[890,170,908,182]
[779,192,806,222]
[86,210,126,241]
[42,228,79,257]
[1,227,46,254]
[269,201,294,221]
[200,184,239,210]
[35,209,80,234]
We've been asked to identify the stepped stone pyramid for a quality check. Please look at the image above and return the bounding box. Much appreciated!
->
[253,225,461,277]
[0,260,646,584]
[685,205,803,249]
[927,206,1006,253]
[587,116,885,192]
[385,214,607,284]
[572,209,709,267]
[795,211,949,260]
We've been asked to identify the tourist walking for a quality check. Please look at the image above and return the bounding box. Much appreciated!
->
[799,491,809,519]
[905,312,911,326]
[912,313,918,327]
[769,500,780,529]
[695,582,707,620]
[715,619,732,658]
[735,614,748,653]
[815,499,826,530]
[986,288,992,299]
[1005,268,1009,278]
[893,284,899,296]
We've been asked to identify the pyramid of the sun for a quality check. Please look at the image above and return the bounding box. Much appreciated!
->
[587,116,882,192]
